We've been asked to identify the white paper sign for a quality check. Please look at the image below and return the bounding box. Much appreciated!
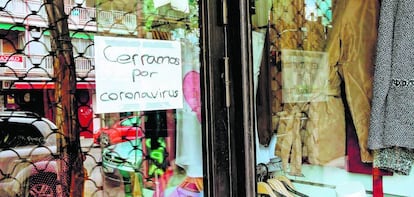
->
[94,36,183,113]
[281,49,329,103]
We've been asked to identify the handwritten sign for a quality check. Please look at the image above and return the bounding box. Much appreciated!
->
[94,36,183,113]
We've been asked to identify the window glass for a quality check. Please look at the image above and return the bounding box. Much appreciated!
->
[252,0,413,196]
[94,1,203,196]
[0,122,43,148]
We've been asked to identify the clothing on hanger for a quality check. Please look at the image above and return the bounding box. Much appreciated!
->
[272,175,309,197]
[368,0,414,175]
[267,179,294,197]
[256,163,308,197]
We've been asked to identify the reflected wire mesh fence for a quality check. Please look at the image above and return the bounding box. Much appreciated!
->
[252,0,332,176]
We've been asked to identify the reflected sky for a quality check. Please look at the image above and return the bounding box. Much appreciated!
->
[305,0,332,26]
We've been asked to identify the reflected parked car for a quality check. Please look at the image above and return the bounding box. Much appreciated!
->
[93,116,144,147]
[0,111,60,197]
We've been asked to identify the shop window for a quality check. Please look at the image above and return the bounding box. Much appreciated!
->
[253,0,414,196]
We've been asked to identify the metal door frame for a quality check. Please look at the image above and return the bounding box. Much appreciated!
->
[200,1,256,196]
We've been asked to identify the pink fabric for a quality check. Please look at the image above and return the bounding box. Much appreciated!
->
[183,71,201,122]
[167,187,203,197]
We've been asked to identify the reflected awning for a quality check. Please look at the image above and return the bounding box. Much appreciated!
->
[0,23,94,39]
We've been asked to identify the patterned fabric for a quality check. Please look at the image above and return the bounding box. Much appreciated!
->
[369,0,414,150]
[167,177,203,197]
[373,147,414,175]
[369,0,414,174]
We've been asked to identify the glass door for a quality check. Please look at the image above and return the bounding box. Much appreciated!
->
[95,1,204,196]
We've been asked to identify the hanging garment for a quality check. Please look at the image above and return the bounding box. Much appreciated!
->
[253,31,279,165]
[272,0,312,172]
[174,30,203,178]
[251,1,275,146]
[324,0,379,163]
[253,30,274,146]
[272,0,348,167]
[275,105,304,176]
[369,0,414,175]
[300,4,346,165]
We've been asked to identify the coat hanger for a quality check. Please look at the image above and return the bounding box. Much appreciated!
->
[272,175,309,197]
[257,163,287,197]
[258,182,278,197]
[267,179,293,197]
